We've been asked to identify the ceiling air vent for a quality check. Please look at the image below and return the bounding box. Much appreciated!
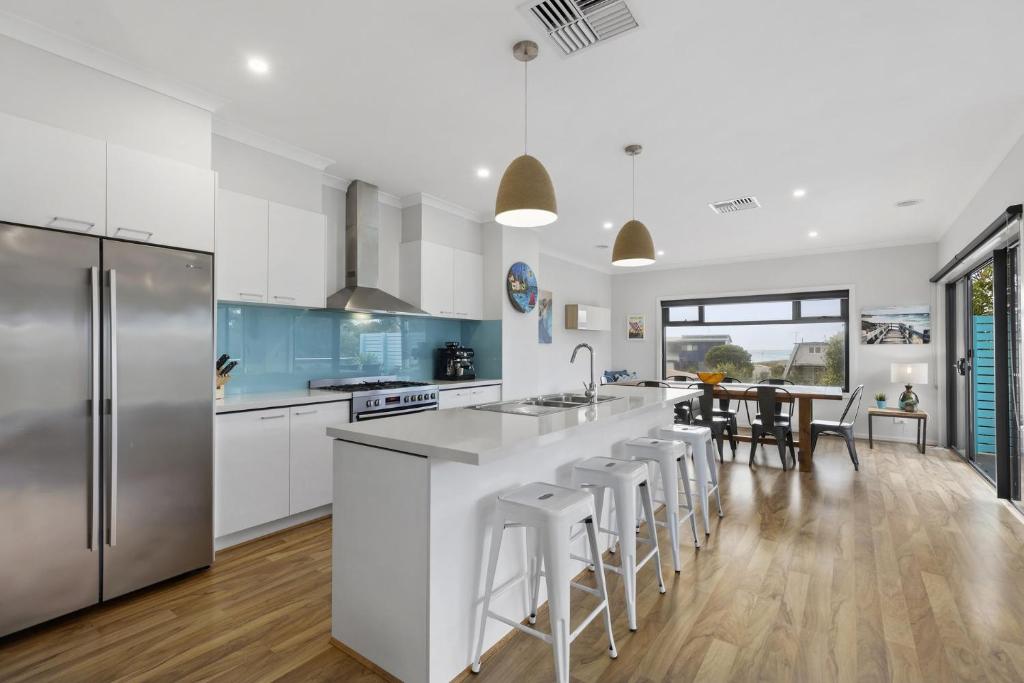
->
[709,196,761,215]
[527,0,639,56]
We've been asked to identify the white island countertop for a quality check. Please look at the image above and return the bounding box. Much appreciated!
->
[326,384,697,465]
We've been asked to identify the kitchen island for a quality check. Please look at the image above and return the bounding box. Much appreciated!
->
[326,384,697,683]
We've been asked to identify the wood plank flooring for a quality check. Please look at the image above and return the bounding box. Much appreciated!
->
[2,438,1023,682]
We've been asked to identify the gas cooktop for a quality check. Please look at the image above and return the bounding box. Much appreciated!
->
[309,377,434,394]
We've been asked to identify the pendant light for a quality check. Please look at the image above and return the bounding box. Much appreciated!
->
[612,144,656,267]
[494,40,558,228]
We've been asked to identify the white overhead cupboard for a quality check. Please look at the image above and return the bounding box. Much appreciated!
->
[400,240,483,319]
[0,111,215,252]
[215,189,326,308]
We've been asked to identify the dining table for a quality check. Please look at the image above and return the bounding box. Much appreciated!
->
[661,381,845,461]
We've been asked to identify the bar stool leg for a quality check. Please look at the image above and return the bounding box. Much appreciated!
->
[527,526,542,625]
[706,441,724,519]
[660,461,683,573]
[676,454,701,547]
[471,510,507,673]
[541,527,573,683]
[693,436,712,535]
[584,516,618,660]
[638,481,666,594]
[611,479,639,631]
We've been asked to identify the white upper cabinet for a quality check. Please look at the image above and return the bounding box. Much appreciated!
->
[0,112,106,234]
[452,249,483,319]
[215,190,269,303]
[268,202,326,308]
[107,143,216,252]
[400,240,482,319]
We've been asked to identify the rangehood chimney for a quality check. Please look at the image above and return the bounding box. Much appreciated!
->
[326,180,427,316]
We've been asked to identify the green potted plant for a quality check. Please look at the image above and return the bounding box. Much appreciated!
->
[874,392,886,409]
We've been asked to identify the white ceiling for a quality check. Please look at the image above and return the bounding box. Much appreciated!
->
[3,0,1024,272]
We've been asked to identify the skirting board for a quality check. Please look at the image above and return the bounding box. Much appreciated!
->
[331,638,402,683]
[214,505,332,551]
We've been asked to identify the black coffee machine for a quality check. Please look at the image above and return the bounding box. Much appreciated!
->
[437,341,475,380]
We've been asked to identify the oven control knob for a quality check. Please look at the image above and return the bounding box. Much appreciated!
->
[374,399,380,406]
[365,400,371,407]
[430,392,436,399]
[418,394,424,401]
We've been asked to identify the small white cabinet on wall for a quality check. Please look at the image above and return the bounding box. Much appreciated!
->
[106,143,216,251]
[400,240,483,319]
[565,304,611,331]
[215,189,326,308]
[0,112,107,235]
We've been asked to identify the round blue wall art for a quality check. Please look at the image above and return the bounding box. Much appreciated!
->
[506,261,538,313]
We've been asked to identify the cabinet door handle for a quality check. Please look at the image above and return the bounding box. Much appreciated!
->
[114,227,154,242]
[294,409,318,416]
[260,414,286,420]
[273,295,296,302]
[48,216,95,232]
[238,292,264,302]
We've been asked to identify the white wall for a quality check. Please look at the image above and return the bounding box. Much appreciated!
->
[537,253,613,396]
[938,131,1024,266]
[0,36,211,167]
[610,243,940,443]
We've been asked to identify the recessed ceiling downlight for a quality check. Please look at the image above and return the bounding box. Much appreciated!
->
[476,167,491,179]
[792,188,807,198]
[808,230,819,238]
[247,56,270,74]
[603,221,613,229]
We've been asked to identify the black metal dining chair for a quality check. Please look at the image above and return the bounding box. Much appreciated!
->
[756,377,794,421]
[712,377,741,446]
[810,384,864,470]
[636,380,671,388]
[743,385,796,471]
[682,383,737,462]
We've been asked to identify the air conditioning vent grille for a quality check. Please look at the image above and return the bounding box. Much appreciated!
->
[709,196,761,215]
[526,0,638,55]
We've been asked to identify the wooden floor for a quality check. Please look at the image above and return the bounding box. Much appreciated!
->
[3,438,1024,682]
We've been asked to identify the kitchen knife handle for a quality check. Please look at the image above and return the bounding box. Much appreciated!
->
[90,266,100,551]
[108,268,119,547]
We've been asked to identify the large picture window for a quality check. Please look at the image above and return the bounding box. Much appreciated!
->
[661,290,850,390]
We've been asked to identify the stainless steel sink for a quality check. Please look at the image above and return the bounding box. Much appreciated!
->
[470,393,620,416]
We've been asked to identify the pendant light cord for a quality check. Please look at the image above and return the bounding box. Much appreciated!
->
[632,152,637,220]
[523,60,528,154]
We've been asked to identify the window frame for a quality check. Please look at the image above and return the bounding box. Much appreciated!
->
[660,289,850,391]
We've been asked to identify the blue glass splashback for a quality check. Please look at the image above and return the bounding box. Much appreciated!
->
[216,303,502,394]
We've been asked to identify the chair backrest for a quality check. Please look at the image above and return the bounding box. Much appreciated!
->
[759,378,795,385]
[839,384,865,425]
[742,385,793,431]
[684,382,716,424]
[717,377,741,411]
[636,380,671,388]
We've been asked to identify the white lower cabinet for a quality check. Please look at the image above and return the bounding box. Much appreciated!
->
[215,408,291,537]
[289,402,350,514]
[215,400,350,540]
[438,384,502,409]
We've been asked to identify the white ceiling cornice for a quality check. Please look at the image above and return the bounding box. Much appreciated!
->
[401,192,485,223]
[213,119,335,171]
[539,247,616,275]
[0,10,228,112]
[322,173,350,191]
[322,174,402,208]
[379,191,403,208]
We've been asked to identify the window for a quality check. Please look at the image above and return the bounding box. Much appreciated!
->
[660,290,849,390]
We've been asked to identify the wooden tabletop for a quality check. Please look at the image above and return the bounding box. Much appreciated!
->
[868,407,928,418]
[663,381,844,401]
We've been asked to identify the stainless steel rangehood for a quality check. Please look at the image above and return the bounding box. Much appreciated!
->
[326,180,427,315]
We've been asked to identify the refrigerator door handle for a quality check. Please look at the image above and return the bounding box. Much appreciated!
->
[108,268,119,547]
[90,267,100,551]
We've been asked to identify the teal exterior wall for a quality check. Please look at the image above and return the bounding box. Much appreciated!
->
[217,303,501,394]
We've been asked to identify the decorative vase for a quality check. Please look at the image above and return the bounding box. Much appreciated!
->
[875,399,885,409]
[898,384,919,412]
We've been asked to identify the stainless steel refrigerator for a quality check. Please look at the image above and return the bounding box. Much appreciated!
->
[0,222,214,638]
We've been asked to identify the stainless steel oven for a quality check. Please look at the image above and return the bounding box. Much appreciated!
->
[309,376,439,421]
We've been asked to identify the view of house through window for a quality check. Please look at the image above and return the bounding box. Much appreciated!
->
[661,291,850,389]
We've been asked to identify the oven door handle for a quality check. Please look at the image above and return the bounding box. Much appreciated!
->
[355,405,438,421]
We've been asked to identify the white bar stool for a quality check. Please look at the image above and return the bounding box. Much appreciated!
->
[619,438,701,573]
[651,424,724,536]
[571,456,665,632]
[472,482,617,683]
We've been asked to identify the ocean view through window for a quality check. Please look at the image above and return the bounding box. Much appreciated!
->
[660,290,850,390]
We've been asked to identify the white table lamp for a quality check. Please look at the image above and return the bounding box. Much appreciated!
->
[890,363,928,411]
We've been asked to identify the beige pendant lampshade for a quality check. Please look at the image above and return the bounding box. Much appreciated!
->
[612,144,656,267]
[495,154,558,227]
[612,219,655,267]
[494,40,558,228]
